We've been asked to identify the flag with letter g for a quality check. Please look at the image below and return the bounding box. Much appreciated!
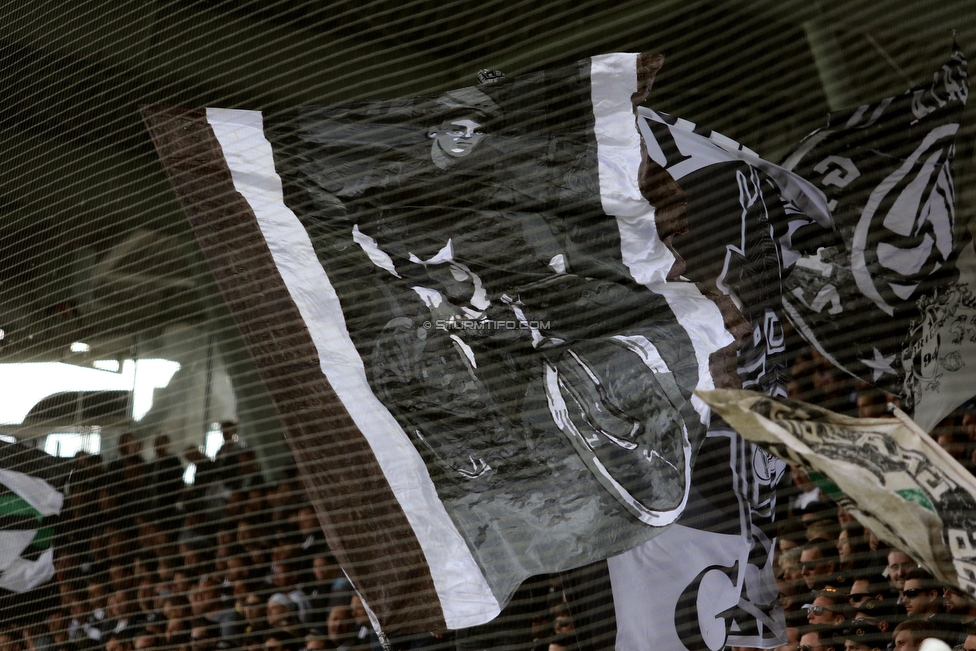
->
[143,52,742,632]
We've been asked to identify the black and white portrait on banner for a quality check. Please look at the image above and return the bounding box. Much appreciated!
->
[252,53,736,608]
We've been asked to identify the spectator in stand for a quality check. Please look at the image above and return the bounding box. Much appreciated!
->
[190,620,219,651]
[304,630,329,651]
[779,547,809,628]
[295,506,324,554]
[163,594,192,643]
[242,591,269,636]
[857,386,893,419]
[267,594,299,630]
[835,620,887,651]
[237,450,265,491]
[25,609,71,651]
[267,473,304,524]
[807,519,839,545]
[891,619,939,651]
[0,628,23,651]
[806,591,847,629]
[800,540,839,595]
[106,561,129,593]
[183,445,224,513]
[943,585,976,626]
[887,551,918,592]
[326,604,357,651]
[960,624,976,651]
[150,434,185,514]
[134,632,158,651]
[778,547,804,593]
[105,588,147,641]
[67,599,88,642]
[349,596,381,651]
[193,577,245,647]
[797,628,834,651]
[109,433,148,484]
[225,549,252,589]
[269,552,312,625]
[550,604,574,639]
[215,422,243,491]
[866,529,884,554]
[779,519,808,555]
[901,569,942,620]
[180,535,213,581]
[852,599,898,639]
[837,522,872,574]
[547,636,578,651]
[138,574,163,633]
[847,574,894,613]
[263,630,303,651]
[106,631,135,651]
[84,579,111,642]
[899,569,968,646]
[772,626,800,651]
[836,505,857,527]
[801,501,838,532]
[306,552,342,626]
[937,425,971,464]
[133,550,158,580]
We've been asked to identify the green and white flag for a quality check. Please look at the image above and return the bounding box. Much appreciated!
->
[0,442,67,617]
[698,389,976,595]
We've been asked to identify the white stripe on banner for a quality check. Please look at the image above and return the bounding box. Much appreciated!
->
[591,54,677,288]
[589,53,734,425]
[205,108,500,629]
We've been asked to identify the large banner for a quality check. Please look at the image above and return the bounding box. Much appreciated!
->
[143,53,742,633]
[782,46,971,431]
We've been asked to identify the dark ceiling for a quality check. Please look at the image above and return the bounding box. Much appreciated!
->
[0,0,974,364]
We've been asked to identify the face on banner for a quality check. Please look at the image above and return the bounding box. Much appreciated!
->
[428,116,488,168]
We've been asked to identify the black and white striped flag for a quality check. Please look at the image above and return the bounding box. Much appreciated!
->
[143,53,744,633]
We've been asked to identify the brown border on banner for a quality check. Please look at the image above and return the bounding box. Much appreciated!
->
[141,105,446,632]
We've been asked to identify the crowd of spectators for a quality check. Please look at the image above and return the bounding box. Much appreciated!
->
[7,346,976,651]
[0,424,384,651]
[0,422,579,651]
[769,503,976,651]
